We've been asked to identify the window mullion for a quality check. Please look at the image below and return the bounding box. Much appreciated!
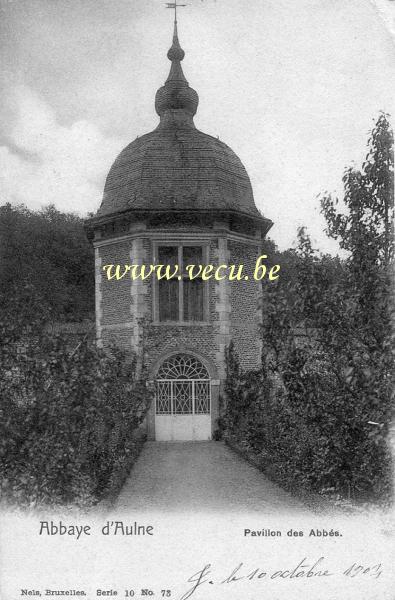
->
[179,245,183,322]
[203,245,207,322]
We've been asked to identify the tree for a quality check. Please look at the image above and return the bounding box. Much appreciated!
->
[223,113,394,501]
[321,113,393,268]
[0,203,95,321]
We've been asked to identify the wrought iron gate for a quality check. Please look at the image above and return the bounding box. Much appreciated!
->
[155,354,211,440]
[156,379,210,415]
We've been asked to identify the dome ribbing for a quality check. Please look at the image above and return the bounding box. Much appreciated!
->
[96,19,267,223]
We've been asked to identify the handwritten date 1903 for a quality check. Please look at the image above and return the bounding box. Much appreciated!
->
[179,557,383,600]
[343,562,383,579]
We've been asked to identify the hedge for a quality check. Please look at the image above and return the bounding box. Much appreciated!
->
[0,322,153,509]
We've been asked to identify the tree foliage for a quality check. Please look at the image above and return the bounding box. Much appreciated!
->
[0,203,94,321]
[0,205,152,508]
[0,296,153,508]
[223,114,394,502]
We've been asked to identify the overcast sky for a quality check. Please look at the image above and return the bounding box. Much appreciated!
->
[1,0,394,253]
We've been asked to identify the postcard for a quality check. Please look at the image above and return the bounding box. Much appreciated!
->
[0,1,394,599]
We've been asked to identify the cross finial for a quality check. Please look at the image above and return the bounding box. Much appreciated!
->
[166,1,187,25]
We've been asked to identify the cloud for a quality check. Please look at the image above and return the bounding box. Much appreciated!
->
[0,86,125,214]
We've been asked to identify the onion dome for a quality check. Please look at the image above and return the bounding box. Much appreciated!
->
[95,20,271,231]
[155,22,199,120]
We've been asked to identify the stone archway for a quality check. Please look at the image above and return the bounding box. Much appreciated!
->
[155,353,212,441]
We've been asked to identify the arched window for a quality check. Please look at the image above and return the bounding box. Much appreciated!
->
[156,354,210,415]
[157,354,210,380]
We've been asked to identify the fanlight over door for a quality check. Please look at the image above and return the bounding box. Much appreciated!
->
[155,354,211,441]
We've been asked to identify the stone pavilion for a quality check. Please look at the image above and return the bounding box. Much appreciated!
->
[87,18,273,441]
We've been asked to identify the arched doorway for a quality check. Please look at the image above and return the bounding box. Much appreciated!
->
[155,353,211,441]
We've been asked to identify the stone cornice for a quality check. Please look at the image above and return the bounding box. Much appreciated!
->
[93,228,265,249]
[86,208,273,243]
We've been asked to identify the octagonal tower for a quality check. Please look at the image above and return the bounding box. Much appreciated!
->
[87,21,273,441]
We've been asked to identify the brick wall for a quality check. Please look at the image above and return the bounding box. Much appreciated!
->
[96,233,262,374]
[143,238,221,377]
[100,241,133,328]
[228,240,262,370]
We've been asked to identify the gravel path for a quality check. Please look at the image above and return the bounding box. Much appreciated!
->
[113,441,308,514]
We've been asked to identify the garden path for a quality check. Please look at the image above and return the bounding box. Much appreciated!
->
[112,441,309,514]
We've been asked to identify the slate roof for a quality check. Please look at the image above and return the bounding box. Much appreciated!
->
[96,21,266,223]
[98,123,262,219]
